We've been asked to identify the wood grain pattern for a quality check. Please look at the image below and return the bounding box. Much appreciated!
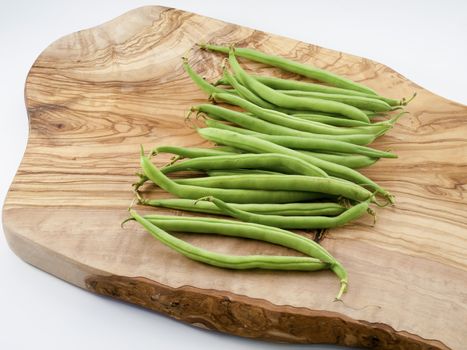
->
[3,6,467,349]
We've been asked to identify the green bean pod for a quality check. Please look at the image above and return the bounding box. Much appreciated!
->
[140,151,324,204]
[132,212,348,298]
[293,113,385,127]
[200,43,377,95]
[202,196,371,229]
[139,198,346,216]
[228,50,370,122]
[161,153,329,178]
[222,68,275,109]
[205,119,376,146]
[229,132,394,159]
[211,92,388,136]
[173,174,372,202]
[280,90,392,112]
[182,57,235,96]
[198,128,393,202]
[251,75,401,106]
[300,151,378,169]
[129,210,328,271]
[207,169,281,176]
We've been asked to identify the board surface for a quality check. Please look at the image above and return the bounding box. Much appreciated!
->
[3,6,467,349]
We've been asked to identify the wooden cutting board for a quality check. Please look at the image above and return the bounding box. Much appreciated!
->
[3,6,467,349]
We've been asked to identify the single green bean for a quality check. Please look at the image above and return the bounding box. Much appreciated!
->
[204,119,376,146]
[300,151,378,169]
[211,92,388,136]
[161,153,329,178]
[280,90,392,112]
[249,75,401,106]
[139,198,346,216]
[210,132,395,159]
[173,174,372,202]
[222,67,275,109]
[200,43,377,95]
[129,210,329,271]
[207,169,281,176]
[198,128,393,202]
[132,212,348,298]
[293,113,386,127]
[140,150,324,204]
[155,145,232,158]
[201,196,371,229]
[182,57,234,96]
[229,50,370,122]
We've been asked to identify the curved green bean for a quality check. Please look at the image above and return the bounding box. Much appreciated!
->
[222,67,275,109]
[130,212,348,298]
[129,210,328,271]
[182,57,234,96]
[200,43,377,95]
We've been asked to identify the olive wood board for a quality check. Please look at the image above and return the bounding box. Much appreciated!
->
[3,6,467,350]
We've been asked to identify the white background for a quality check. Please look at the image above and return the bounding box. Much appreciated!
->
[0,1,465,349]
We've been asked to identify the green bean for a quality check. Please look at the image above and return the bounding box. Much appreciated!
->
[139,198,346,216]
[248,75,401,106]
[214,132,395,159]
[200,43,377,95]
[136,145,232,191]
[222,67,275,109]
[293,113,386,127]
[269,136,394,159]
[205,119,376,146]
[280,90,392,112]
[198,105,377,145]
[229,50,371,122]
[182,57,235,96]
[161,153,329,178]
[300,151,378,169]
[130,212,348,298]
[129,210,329,271]
[211,92,387,136]
[140,150,323,204]
[201,196,371,229]
[212,146,243,153]
[173,174,372,202]
[155,146,232,158]
[198,128,393,202]
[207,169,281,176]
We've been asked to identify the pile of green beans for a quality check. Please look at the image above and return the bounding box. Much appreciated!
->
[126,44,412,300]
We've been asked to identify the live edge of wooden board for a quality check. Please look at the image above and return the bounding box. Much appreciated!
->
[2,5,466,350]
